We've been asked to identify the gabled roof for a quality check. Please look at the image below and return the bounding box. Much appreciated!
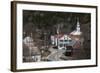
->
[53,34,64,38]
[70,30,82,36]
[53,34,72,40]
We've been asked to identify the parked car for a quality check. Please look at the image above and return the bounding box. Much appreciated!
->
[64,46,73,56]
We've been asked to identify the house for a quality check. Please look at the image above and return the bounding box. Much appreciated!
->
[51,34,72,50]
[23,33,41,62]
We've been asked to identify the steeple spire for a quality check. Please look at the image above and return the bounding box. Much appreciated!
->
[57,24,60,34]
[70,17,82,36]
[76,18,80,32]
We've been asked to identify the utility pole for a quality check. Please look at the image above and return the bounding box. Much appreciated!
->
[29,32,33,61]
[56,24,60,61]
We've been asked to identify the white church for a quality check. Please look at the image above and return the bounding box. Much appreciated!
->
[51,19,83,50]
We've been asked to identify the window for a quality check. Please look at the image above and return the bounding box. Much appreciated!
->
[60,40,63,42]
[64,40,68,42]
[69,40,72,42]
[59,44,63,47]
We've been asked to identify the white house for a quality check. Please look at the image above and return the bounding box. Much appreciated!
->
[51,34,72,50]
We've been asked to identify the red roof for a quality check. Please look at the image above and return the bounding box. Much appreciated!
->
[53,34,64,39]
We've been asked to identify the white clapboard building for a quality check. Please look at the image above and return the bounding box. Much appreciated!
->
[51,34,72,50]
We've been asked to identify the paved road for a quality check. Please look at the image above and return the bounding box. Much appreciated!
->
[47,48,66,61]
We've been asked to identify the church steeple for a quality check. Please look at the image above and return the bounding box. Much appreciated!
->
[70,17,82,36]
[76,18,80,32]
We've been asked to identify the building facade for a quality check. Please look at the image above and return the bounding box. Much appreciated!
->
[51,19,83,50]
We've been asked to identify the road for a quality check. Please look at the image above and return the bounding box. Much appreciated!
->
[46,48,67,61]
